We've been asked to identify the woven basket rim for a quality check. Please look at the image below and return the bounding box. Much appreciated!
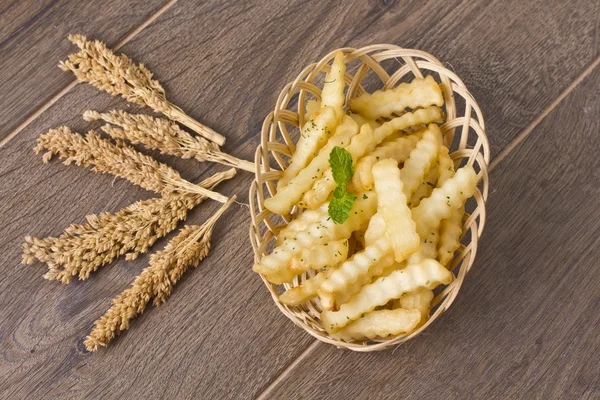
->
[249,44,490,351]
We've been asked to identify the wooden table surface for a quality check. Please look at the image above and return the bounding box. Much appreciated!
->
[1,1,598,399]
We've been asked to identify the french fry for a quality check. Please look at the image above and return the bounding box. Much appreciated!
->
[409,159,438,208]
[331,309,422,341]
[334,253,396,308]
[434,147,463,267]
[279,267,335,306]
[320,259,452,332]
[265,117,358,215]
[318,234,395,311]
[408,229,439,264]
[396,288,434,326]
[349,112,381,130]
[372,159,420,262]
[400,124,442,200]
[305,99,321,121]
[318,214,394,310]
[408,145,458,263]
[372,106,444,144]
[363,213,385,247]
[302,124,375,209]
[289,239,349,274]
[278,106,337,188]
[321,51,346,121]
[276,204,328,244]
[399,288,434,312]
[438,205,464,267]
[376,261,406,281]
[352,134,422,192]
[255,192,376,283]
[411,166,477,238]
[350,75,444,120]
[349,106,443,193]
[319,213,389,309]
[409,143,453,210]
[437,146,455,186]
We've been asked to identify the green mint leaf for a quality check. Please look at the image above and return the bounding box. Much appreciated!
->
[328,191,356,224]
[333,184,346,199]
[329,146,353,186]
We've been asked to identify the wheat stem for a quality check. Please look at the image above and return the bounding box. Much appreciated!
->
[83,110,255,172]
[35,126,230,202]
[83,196,236,351]
[59,34,226,145]
[21,169,236,283]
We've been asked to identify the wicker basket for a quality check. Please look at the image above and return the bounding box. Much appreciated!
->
[249,45,490,351]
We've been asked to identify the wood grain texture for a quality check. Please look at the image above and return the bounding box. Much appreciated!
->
[114,0,600,157]
[0,85,314,399]
[0,0,167,139]
[0,0,598,398]
[264,67,600,400]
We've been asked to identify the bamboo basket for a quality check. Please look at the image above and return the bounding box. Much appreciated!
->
[249,45,490,351]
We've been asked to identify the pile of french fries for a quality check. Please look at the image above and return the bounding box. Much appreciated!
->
[254,52,478,341]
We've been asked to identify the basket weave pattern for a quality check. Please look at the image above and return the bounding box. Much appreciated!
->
[249,45,490,351]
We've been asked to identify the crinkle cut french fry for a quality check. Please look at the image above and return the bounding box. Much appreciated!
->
[321,51,346,121]
[276,204,328,244]
[349,106,444,193]
[352,134,422,192]
[376,261,406,281]
[265,116,358,215]
[350,75,444,120]
[278,106,337,189]
[408,228,439,264]
[255,192,376,283]
[332,308,422,341]
[399,288,434,313]
[409,159,438,208]
[372,159,420,262]
[334,253,396,308]
[318,233,394,311]
[302,124,375,209]
[363,213,385,247]
[437,146,455,187]
[395,288,434,326]
[322,213,388,309]
[438,205,464,267]
[400,124,442,200]
[373,106,444,144]
[279,267,335,306]
[320,259,452,332]
[349,113,381,130]
[289,239,349,274]
[411,166,477,238]
[305,99,321,121]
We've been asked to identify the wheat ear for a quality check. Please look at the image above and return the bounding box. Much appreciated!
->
[83,196,236,351]
[83,110,255,172]
[59,34,226,146]
[35,126,229,203]
[21,168,236,283]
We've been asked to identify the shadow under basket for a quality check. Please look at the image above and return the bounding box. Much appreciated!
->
[249,45,490,352]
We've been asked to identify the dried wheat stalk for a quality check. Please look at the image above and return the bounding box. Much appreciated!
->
[21,168,236,283]
[83,110,255,172]
[59,34,226,146]
[84,196,236,351]
[35,126,230,203]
